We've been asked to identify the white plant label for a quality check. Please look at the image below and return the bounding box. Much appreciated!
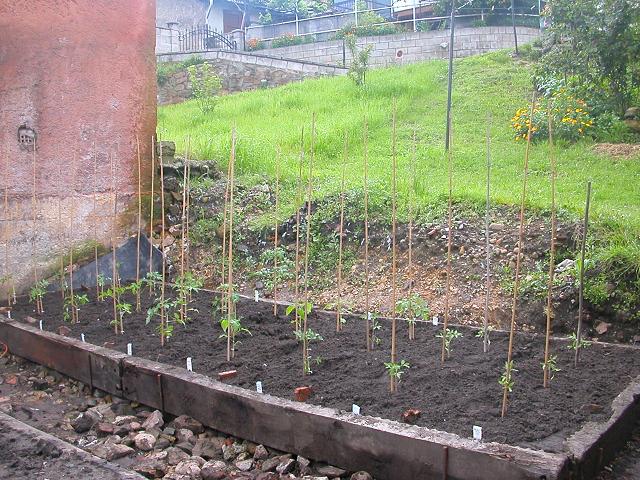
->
[186,357,193,372]
[473,425,483,441]
[256,381,263,393]
[6,311,11,319]
[432,316,439,326]
[81,333,85,343]
[127,343,132,356]
[254,290,259,302]
[39,320,43,331]
[367,312,372,321]
[352,404,361,415]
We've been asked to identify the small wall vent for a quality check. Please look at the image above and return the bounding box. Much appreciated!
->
[18,125,36,151]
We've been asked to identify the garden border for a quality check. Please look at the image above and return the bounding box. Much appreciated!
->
[1,316,638,480]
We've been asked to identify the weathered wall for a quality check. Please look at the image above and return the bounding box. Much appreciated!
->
[157,51,346,105]
[257,26,540,67]
[0,0,157,295]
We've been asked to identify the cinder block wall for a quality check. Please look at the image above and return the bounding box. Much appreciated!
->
[0,0,157,296]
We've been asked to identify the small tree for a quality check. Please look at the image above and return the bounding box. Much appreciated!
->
[345,34,373,87]
[187,63,222,114]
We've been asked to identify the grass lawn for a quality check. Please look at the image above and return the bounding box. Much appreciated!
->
[158,50,639,238]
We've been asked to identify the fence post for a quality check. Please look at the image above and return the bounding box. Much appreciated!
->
[413,6,417,32]
[355,1,358,27]
[295,10,299,36]
[342,38,346,67]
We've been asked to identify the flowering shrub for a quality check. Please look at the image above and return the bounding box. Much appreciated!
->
[246,38,264,51]
[271,33,315,48]
[511,90,594,143]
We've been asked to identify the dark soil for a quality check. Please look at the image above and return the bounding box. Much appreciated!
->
[10,289,640,451]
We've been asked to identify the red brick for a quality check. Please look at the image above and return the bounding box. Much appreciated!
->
[218,370,237,381]
[294,386,312,402]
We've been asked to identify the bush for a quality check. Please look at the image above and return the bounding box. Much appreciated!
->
[511,89,594,142]
[157,55,205,86]
[271,33,315,48]
[345,34,373,87]
[334,4,400,39]
[591,111,640,143]
[246,38,265,51]
[187,63,222,114]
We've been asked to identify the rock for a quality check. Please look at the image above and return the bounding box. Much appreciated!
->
[164,426,176,436]
[351,472,373,480]
[173,415,204,434]
[71,413,97,433]
[155,436,171,450]
[96,422,115,436]
[276,458,296,474]
[255,474,279,480]
[581,403,604,414]
[401,408,422,424]
[261,456,282,472]
[167,447,191,465]
[174,459,202,477]
[253,444,269,460]
[555,259,575,273]
[222,443,236,461]
[201,460,227,480]
[175,441,194,454]
[595,322,611,335]
[176,428,195,444]
[114,415,138,425]
[193,437,224,459]
[142,410,164,430]
[232,442,247,455]
[133,458,166,478]
[236,458,254,471]
[58,325,72,336]
[297,455,311,475]
[316,465,347,477]
[91,442,135,461]
[134,432,157,451]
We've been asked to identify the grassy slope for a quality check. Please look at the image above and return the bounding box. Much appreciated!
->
[158,51,640,235]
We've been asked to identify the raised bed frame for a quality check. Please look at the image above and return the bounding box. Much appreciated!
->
[1,316,638,480]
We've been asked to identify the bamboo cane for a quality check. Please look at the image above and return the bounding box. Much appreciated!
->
[110,151,119,334]
[501,93,536,417]
[575,182,592,367]
[390,100,398,393]
[336,134,347,332]
[149,136,156,293]
[159,143,167,346]
[220,145,233,291]
[441,118,454,363]
[302,115,315,376]
[364,119,371,351]
[93,142,100,299]
[226,130,237,361]
[543,112,557,387]
[484,115,492,353]
[294,129,304,332]
[408,131,417,341]
[185,145,192,276]
[136,135,142,312]
[69,153,77,323]
[180,138,189,322]
[56,162,65,301]
[32,137,42,313]
[273,148,280,317]
[3,152,14,306]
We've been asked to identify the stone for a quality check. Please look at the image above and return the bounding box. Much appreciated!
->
[96,422,115,436]
[71,412,96,433]
[132,458,167,478]
[351,472,373,480]
[555,258,575,273]
[595,322,611,335]
[316,465,347,477]
[173,415,204,434]
[222,443,236,461]
[261,456,281,472]
[581,403,604,414]
[176,428,195,444]
[115,415,138,425]
[255,474,279,480]
[58,325,72,336]
[155,436,171,450]
[175,441,194,454]
[201,460,227,480]
[193,437,224,459]
[142,409,164,430]
[134,432,157,451]
[236,459,254,471]
[401,408,422,424]
[167,446,191,465]
[253,444,269,460]
[174,459,202,477]
[91,442,135,461]
[276,458,296,474]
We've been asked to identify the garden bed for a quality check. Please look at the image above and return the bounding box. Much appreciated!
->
[8,288,640,451]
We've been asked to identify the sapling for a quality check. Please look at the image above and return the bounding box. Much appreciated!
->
[301,115,315,377]
[475,325,493,346]
[370,314,382,347]
[147,297,179,340]
[396,294,429,336]
[292,323,323,374]
[29,279,49,314]
[541,354,560,381]
[96,274,108,299]
[498,360,517,394]
[174,272,203,322]
[293,128,304,333]
[63,293,89,323]
[384,360,410,384]
[224,130,237,361]
[436,328,462,358]
[114,301,132,330]
[219,314,251,353]
[567,332,592,351]
[143,271,162,294]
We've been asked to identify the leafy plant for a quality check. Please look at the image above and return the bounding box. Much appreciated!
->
[293,327,323,343]
[271,33,315,48]
[29,279,49,314]
[345,34,373,87]
[286,299,313,331]
[475,325,493,345]
[142,271,162,295]
[219,314,251,350]
[187,63,222,114]
[174,272,204,322]
[384,359,410,382]
[567,332,592,351]
[436,328,463,358]
[96,274,108,298]
[113,301,133,328]
[63,293,89,323]
[396,294,430,325]
[541,354,561,381]
[499,360,517,393]
[370,313,382,347]
[251,247,295,293]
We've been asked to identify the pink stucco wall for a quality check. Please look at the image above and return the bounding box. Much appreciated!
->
[0,0,157,294]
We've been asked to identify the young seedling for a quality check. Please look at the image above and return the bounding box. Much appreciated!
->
[498,360,517,397]
[384,360,410,386]
[219,314,251,353]
[174,272,203,323]
[96,274,108,299]
[396,293,429,339]
[370,314,382,347]
[63,293,89,323]
[147,297,179,340]
[293,326,323,374]
[114,301,133,331]
[475,325,493,346]
[567,332,592,351]
[29,279,48,314]
[436,328,462,358]
[541,354,560,381]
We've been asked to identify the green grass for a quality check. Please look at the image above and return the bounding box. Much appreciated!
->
[158,51,640,236]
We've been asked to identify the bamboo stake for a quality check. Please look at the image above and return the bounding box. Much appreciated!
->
[273,148,280,317]
[484,115,492,353]
[136,135,142,311]
[543,112,557,387]
[501,92,536,418]
[56,161,65,301]
[441,117,454,364]
[149,136,156,293]
[226,130,237,361]
[575,181,592,367]
[180,138,189,322]
[93,142,100,299]
[185,150,192,276]
[3,151,14,306]
[32,137,42,314]
[302,115,315,376]
[160,143,167,346]
[390,100,398,393]
[408,131,417,341]
[69,153,77,323]
[336,134,347,332]
[294,129,304,332]
[220,145,233,290]
[364,119,371,351]
[110,152,119,334]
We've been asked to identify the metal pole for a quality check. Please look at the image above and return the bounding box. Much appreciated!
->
[445,1,455,151]
[511,0,519,54]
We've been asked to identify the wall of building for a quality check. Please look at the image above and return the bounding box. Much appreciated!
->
[256,26,540,67]
[0,0,157,295]
[157,51,346,104]
[157,0,207,28]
